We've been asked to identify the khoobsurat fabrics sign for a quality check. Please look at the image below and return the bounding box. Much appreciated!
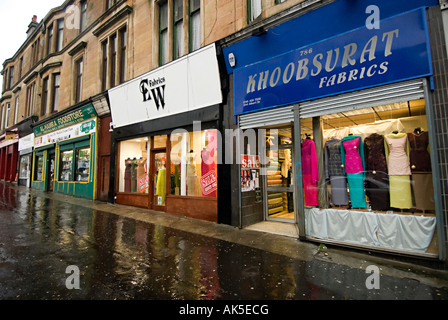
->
[232,9,432,115]
[108,43,222,129]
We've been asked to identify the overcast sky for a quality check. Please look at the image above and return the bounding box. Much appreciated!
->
[0,0,63,89]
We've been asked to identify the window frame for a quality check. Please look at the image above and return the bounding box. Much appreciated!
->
[41,77,49,116]
[56,18,64,52]
[189,0,201,52]
[80,0,87,33]
[47,23,54,56]
[75,57,83,103]
[51,73,60,113]
[159,1,169,66]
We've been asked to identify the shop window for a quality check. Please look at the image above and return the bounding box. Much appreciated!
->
[34,154,44,181]
[118,138,150,193]
[301,99,437,254]
[170,130,218,198]
[75,147,90,182]
[19,155,31,180]
[60,150,74,181]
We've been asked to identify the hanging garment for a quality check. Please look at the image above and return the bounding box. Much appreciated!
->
[324,137,349,206]
[156,167,166,203]
[364,133,390,211]
[384,133,412,209]
[407,131,434,210]
[302,139,319,206]
[131,158,138,193]
[341,136,367,208]
[124,158,132,192]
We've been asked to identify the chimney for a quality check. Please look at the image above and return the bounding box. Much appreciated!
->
[26,15,39,39]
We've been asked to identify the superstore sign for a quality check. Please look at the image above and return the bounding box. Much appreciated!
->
[233,9,432,115]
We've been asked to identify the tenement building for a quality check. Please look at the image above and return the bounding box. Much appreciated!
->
[1,0,448,263]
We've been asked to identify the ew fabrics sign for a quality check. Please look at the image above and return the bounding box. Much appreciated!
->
[108,43,222,128]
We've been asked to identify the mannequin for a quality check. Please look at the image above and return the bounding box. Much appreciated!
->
[384,132,412,209]
[341,135,367,209]
[301,137,319,206]
[324,137,349,206]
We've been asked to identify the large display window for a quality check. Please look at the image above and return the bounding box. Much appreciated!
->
[34,153,44,181]
[301,99,438,255]
[118,138,150,193]
[170,130,218,198]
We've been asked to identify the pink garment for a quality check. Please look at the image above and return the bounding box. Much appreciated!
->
[385,135,411,175]
[342,137,363,173]
[302,139,319,206]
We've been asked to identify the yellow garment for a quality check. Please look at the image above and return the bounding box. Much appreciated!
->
[389,175,413,209]
[156,168,166,203]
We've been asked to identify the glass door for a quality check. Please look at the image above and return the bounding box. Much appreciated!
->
[151,150,167,210]
[263,127,296,222]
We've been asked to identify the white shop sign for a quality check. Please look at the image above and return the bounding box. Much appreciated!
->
[108,43,222,129]
[18,133,35,151]
[34,118,96,149]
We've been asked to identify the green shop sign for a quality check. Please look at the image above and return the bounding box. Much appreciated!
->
[34,104,97,137]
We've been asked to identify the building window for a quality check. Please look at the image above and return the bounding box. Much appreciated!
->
[101,27,127,90]
[41,77,49,116]
[47,23,54,55]
[101,40,108,91]
[159,1,169,65]
[34,153,44,181]
[248,0,262,23]
[52,73,60,112]
[56,18,64,52]
[14,97,19,124]
[8,66,14,89]
[106,0,118,10]
[75,58,83,103]
[80,0,87,33]
[4,103,10,128]
[173,0,184,59]
[189,0,200,52]
[119,27,127,84]
[32,38,40,66]
[110,34,117,88]
[75,147,90,181]
[60,150,74,181]
[2,70,7,92]
[19,57,23,80]
[26,83,35,117]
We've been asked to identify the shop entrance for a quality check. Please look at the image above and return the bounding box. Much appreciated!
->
[150,150,167,211]
[47,151,55,192]
[262,127,296,223]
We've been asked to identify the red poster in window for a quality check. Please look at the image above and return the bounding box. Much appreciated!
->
[138,173,149,192]
[200,170,217,196]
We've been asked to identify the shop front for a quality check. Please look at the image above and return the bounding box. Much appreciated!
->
[223,1,447,259]
[108,43,224,222]
[18,133,34,187]
[0,130,19,182]
[32,104,98,199]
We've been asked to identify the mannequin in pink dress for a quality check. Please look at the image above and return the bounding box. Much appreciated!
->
[302,137,319,206]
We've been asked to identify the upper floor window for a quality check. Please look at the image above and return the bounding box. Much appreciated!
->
[19,57,23,80]
[41,77,49,116]
[4,103,10,129]
[8,66,14,90]
[248,0,262,23]
[14,97,19,124]
[75,58,83,103]
[56,18,64,52]
[31,37,40,66]
[106,0,118,10]
[174,0,184,60]
[159,1,168,65]
[47,23,54,55]
[80,1,87,33]
[26,83,36,117]
[189,0,200,52]
[52,73,60,112]
[101,26,127,91]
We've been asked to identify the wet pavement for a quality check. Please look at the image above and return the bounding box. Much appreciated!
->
[1,182,448,303]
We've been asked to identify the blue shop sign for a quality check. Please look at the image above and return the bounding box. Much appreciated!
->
[233,9,432,116]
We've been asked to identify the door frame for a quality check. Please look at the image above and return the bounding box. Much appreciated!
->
[149,148,167,212]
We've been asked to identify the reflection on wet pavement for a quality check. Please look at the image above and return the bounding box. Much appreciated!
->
[0,183,448,300]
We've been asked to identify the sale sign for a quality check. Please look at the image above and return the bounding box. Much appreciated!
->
[138,173,149,192]
[241,155,260,169]
[200,170,218,196]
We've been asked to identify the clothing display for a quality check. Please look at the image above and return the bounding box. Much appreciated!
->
[407,130,435,211]
[341,136,367,208]
[364,133,390,211]
[385,133,412,209]
[156,167,166,204]
[131,158,138,192]
[324,137,349,206]
[302,138,319,206]
[124,158,132,192]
